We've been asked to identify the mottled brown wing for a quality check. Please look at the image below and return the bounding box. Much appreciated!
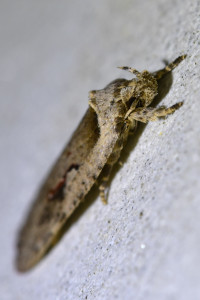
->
[16,106,121,272]
[17,108,98,271]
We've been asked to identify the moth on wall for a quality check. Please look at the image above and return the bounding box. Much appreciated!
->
[16,55,186,272]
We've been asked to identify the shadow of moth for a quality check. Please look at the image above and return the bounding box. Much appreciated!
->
[16,55,186,272]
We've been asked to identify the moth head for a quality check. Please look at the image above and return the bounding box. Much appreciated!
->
[132,70,158,106]
[118,66,158,107]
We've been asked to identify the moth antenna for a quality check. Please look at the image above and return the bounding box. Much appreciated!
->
[118,66,140,77]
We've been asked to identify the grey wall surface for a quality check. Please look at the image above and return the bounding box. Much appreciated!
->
[0,1,199,299]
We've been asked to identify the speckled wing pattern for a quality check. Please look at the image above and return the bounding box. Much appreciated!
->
[17,103,124,271]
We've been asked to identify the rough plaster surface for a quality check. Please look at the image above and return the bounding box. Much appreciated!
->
[0,0,200,299]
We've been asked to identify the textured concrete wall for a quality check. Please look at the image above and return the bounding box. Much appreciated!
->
[0,0,200,299]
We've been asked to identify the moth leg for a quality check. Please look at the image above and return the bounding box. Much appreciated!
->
[128,102,183,123]
[99,164,113,205]
[153,55,186,80]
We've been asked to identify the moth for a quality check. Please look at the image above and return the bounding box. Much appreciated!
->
[16,55,186,272]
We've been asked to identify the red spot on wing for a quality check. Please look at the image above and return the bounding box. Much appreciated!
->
[47,164,80,201]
